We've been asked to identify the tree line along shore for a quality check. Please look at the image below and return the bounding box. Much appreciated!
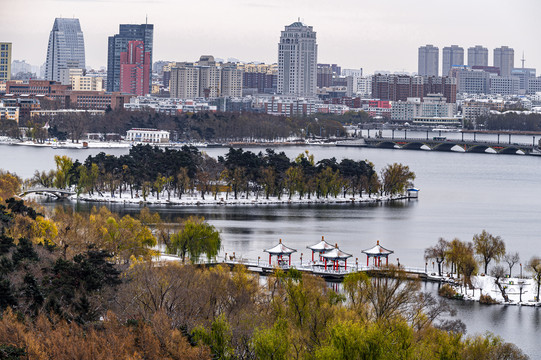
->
[28,145,416,203]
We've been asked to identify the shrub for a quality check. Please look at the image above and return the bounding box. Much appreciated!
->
[438,284,457,299]
[479,294,499,305]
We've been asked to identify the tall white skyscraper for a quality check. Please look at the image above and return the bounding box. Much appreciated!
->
[418,45,439,77]
[277,21,317,96]
[494,46,514,76]
[45,18,85,82]
[442,45,464,76]
[467,45,488,67]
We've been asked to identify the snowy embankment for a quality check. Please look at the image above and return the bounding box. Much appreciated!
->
[10,140,130,149]
[438,274,539,306]
[72,192,408,206]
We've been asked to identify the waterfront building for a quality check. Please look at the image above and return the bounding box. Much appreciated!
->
[467,45,488,67]
[107,23,153,93]
[45,18,85,82]
[119,40,151,96]
[126,128,169,143]
[418,45,439,76]
[442,45,464,76]
[391,94,457,123]
[278,21,318,96]
[494,46,514,76]
[0,42,12,82]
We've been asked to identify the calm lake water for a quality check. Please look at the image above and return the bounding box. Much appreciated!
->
[1,142,541,357]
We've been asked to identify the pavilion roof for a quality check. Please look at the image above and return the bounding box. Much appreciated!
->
[321,247,352,260]
[362,240,394,256]
[264,239,297,255]
[307,236,335,252]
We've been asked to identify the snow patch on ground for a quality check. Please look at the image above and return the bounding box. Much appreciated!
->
[73,192,407,207]
[441,274,539,306]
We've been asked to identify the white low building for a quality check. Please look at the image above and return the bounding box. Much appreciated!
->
[126,128,170,143]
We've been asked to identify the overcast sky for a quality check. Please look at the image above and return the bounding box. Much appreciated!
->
[3,0,540,74]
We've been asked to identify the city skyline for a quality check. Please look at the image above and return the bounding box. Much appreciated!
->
[2,0,540,74]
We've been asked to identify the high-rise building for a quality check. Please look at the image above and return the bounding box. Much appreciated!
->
[494,46,514,76]
[442,45,464,76]
[170,63,200,99]
[119,40,150,96]
[44,18,85,82]
[221,64,243,97]
[467,45,488,67]
[107,24,153,93]
[418,45,439,76]
[0,43,12,82]
[277,21,318,96]
[198,55,221,98]
[317,64,333,88]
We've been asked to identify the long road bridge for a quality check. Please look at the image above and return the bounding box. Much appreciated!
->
[19,187,75,199]
[363,137,539,155]
[334,133,540,155]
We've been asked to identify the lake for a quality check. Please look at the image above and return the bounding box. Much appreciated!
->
[1,142,541,357]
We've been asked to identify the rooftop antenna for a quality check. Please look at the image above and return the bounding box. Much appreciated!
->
[521,52,525,68]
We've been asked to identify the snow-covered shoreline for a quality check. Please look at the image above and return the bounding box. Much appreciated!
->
[71,192,410,206]
[433,274,540,307]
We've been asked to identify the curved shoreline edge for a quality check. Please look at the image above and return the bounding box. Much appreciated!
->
[70,193,412,206]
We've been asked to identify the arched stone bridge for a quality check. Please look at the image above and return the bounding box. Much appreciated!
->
[365,137,535,155]
[19,188,75,199]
